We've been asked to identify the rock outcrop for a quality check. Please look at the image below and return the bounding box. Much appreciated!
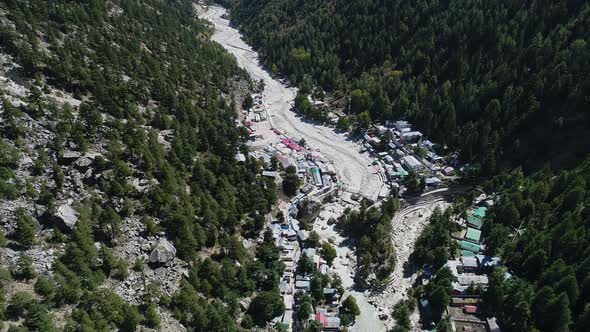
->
[149,238,176,264]
[53,204,79,231]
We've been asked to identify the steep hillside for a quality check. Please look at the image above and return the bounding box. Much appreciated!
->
[0,0,282,330]
[229,0,590,172]
[478,160,590,332]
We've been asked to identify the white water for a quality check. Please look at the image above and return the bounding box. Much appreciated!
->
[200,5,387,332]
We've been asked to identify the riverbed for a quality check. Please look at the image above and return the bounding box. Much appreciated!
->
[200,5,383,201]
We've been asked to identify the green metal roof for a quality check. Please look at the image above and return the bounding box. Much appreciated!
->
[474,207,487,218]
[461,240,481,253]
[467,216,483,229]
[465,228,482,242]
[461,250,476,257]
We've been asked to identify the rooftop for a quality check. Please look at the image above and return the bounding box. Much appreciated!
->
[462,256,478,268]
[474,206,487,218]
[465,228,482,243]
[461,241,481,253]
[467,216,483,229]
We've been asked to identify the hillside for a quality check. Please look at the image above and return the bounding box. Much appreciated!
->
[477,159,590,332]
[0,0,282,330]
[229,0,590,172]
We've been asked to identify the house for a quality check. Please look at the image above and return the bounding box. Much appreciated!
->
[375,125,388,135]
[442,166,455,176]
[302,248,320,266]
[419,297,433,322]
[426,151,443,163]
[425,177,442,187]
[423,139,435,151]
[297,230,309,242]
[461,240,481,254]
[315,310,341,331]
[487,317,502,332]
[281,138,303,151]
[457,275,489,287]
[262,171,278,178]
[462,256,479,273]
[295,276,311,292]
[467,216,483,229]
[476,255,502,270]
[394,120,411,131]
[465,228,482,243]
[474,207,487,219]
[463,305,479,314]
[311,167,323,187]
[235,153,246,162]
[277,155,296,170]
[401,131,423,144]
[323,288,340,304]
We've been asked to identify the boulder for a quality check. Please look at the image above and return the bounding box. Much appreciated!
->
[74,156,93,169]
[54,204,79,231]
[60,150,81,164]
[149,238,176,264]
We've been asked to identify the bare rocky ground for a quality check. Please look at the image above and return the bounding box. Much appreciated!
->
[0,50,187,329]
[370,198,450,331]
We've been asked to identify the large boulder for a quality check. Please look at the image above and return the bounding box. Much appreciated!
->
[59,150,81,164]
[53,204,79,231]
[149,238,176,264]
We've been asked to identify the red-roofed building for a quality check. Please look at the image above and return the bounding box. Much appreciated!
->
[463,305,478,314]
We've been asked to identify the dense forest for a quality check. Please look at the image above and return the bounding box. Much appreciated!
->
[229,0,590,171]
[478,159,590,332]
[338,196,400,288]
[0,0,282,330]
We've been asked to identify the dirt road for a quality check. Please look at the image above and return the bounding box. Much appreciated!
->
[200,6,382,200]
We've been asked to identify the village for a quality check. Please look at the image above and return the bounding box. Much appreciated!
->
[418,195,503,332]
[203,6,508,332]
[238,90,475,331]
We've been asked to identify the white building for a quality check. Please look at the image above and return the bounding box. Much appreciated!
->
[402,155,425,172]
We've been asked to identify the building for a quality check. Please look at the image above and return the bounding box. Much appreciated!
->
[425,177,442,187]
[465,228,482,243]
[461,240,481,254]
[474,207,487,219]
[395,120,411,131]
[311,167,323,187]
[462,256,479,273]
[295,280,310,292]
[487,317,502,332]
[297,230,309,242]
[476,255,502,270]
[315,309,341,331]
[443,166,455,176]
[467,216,483,229]
[401,131,423,144]
[262,171,278,178]
[402,155,424,172]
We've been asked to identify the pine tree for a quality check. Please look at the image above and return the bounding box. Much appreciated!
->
[14,209,35,248]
